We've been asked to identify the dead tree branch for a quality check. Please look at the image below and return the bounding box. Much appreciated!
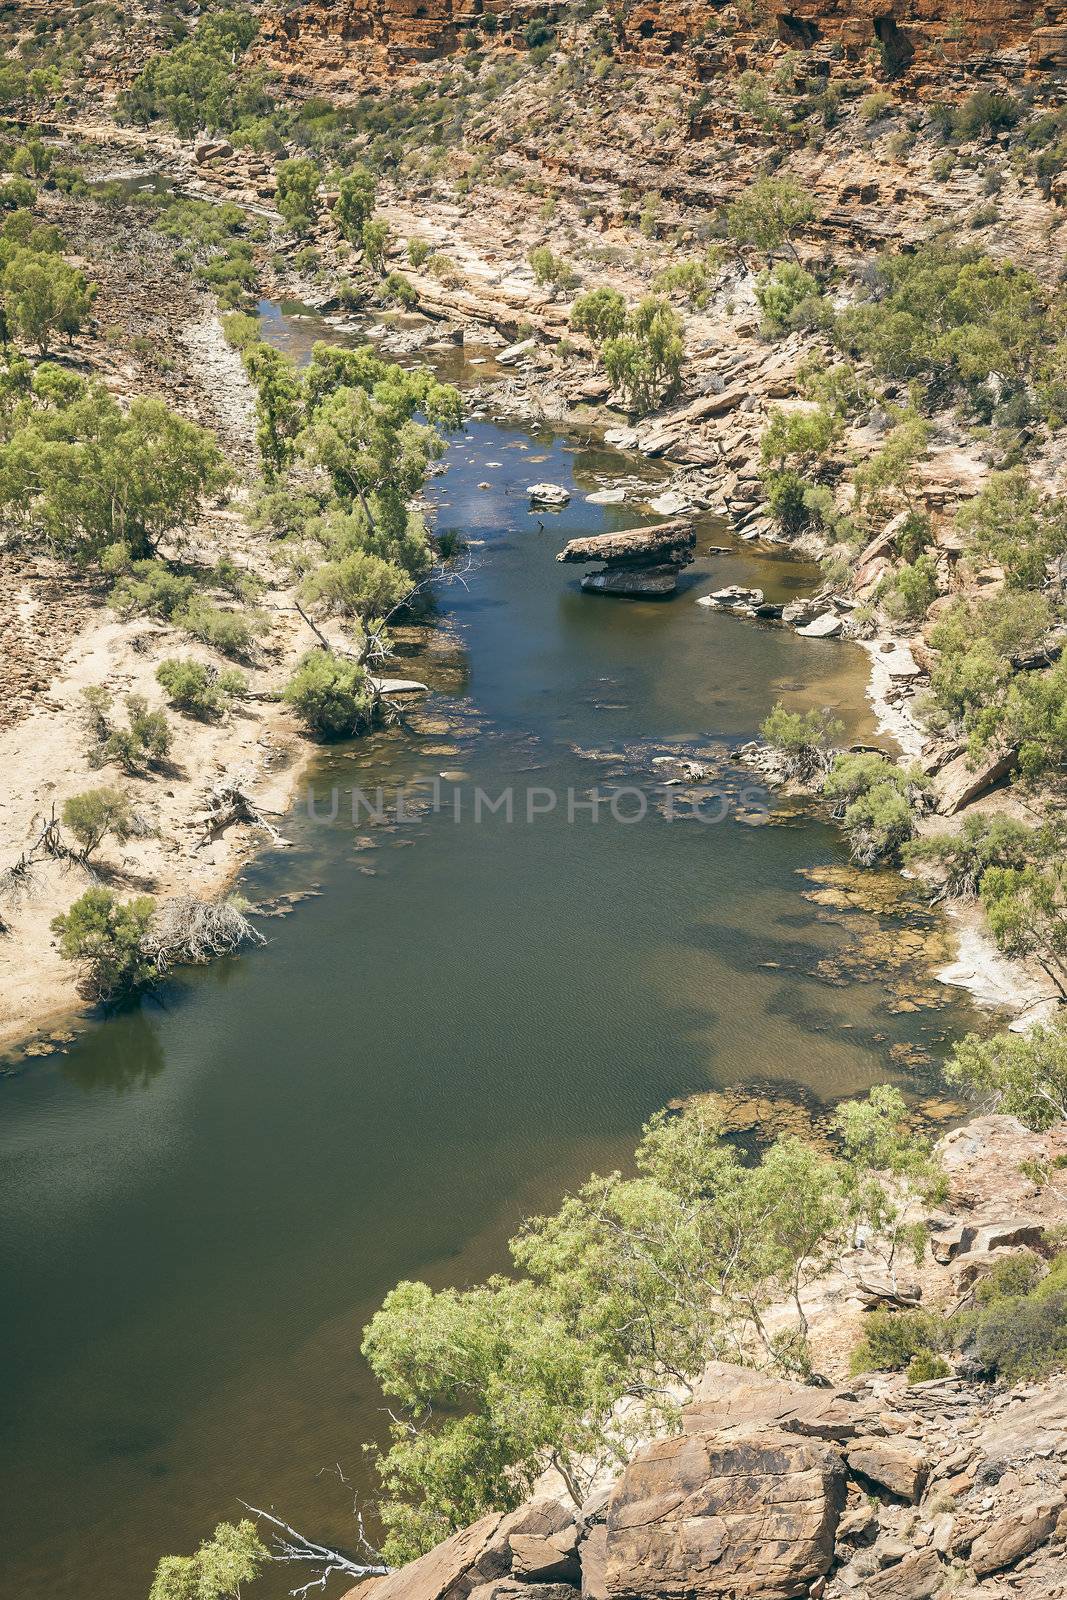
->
[144,895,265,973]
[194,774,291,849]
[239,1503,390,1597]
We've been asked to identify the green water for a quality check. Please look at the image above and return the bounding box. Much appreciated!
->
[0,314,982,1599]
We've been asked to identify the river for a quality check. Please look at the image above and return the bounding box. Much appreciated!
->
[0,305,983,1599]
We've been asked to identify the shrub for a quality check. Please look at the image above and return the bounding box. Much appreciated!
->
[906,1351,951,1384]
[156,658,246,719]
[877,553,939,623]
[823,753,923,865]
[407,237,431,268]
[528,246,578,291]
[754,262,824,334]
[173,598,257,661]
[860,91,896,122]
[760,702,843,780]
[282,650,373,739]
[381,271,418,308]
[101,695,172,774]
[904,814,1038,899]
[51,887,157,1004]
[652,260,715,308]
[724,177,816,257]
[61,787,135,861]
[850,1309,952,1374]
[108,559,197,620]
[963,1253,1067,1383]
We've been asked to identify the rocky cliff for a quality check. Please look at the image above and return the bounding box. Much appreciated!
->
[344,1118,1067,1600]
[259,0,1067,88]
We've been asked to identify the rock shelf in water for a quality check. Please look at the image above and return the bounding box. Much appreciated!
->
[556,518,696,597]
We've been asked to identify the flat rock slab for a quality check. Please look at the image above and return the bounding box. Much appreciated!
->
[796,612,844,638]
[557,518,695,569]
[604,1427,845,1600]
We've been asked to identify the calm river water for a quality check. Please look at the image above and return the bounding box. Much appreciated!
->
[0,308,983,1598]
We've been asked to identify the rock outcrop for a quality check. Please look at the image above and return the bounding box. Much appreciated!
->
[604,1428,845,1599]
[556,519,696,597]
[260,0,1067,86]
[346,1366,1067,1600]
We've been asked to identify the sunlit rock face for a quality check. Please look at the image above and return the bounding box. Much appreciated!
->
[258,0,1067,88]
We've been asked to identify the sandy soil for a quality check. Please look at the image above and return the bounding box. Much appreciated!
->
[0,538,318,1054]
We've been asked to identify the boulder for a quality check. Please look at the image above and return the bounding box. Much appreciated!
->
[468,1586,576,1600]
[865,1547,944,1599]
[350,1511,506,1600]
[528,483,571,508]
[586,488,626,505]
[559,519,695,600]
[509,1523,579,1583]
[498,338,538,365]
[604,1427,845,1599]
[846,1440,929,1502]
[696,585,764,612]
[686,1362,862,1442]
[796,612,844,639]
[932,746,1016,814]
[579,1524,608,1600]
[781,598,823,627]
[969,1492,1065,1575]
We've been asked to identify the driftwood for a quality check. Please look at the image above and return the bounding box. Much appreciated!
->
[144,895,265,973]
[195,775,291,849]
[0,806,80,926]
[556,518,696,571]
[240,1503,389,1598]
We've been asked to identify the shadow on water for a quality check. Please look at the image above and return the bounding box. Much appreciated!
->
[0,303,991,1600]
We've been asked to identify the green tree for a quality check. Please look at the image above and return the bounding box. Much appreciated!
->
[945,1022,1067,1129]
[51,887,157,1003]
[833,1084,942,1270]
[242,341,303,480]
[725,177,816,261]
[956,469,1067,589]
[601,297,684,416]
[852,408,930,528]
[361,1097,909,1562]
[0,373,227,562]
[276,159,321,235]
[3,250,95,353]
[570,286,627,344]
[61,787,135,862]
[980,862,1067,991]
[149,1519,268,1600]
[336,168,376,243]
[361,218,389,274]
